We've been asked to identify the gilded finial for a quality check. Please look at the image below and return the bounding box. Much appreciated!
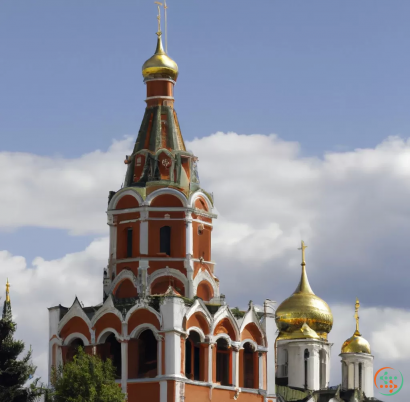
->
[6,278,10,302]
[155,2,163,37]
[298,240,307,266]
[354,298,361,336]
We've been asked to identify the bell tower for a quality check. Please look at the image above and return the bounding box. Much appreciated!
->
[104,12,219,307]
[48,6,271,402]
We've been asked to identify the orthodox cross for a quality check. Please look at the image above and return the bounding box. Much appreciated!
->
[6,278,10,302]
[154,2,163,36]
[164,0,168,53]
[354,298,361,335]
[298,240,307,265]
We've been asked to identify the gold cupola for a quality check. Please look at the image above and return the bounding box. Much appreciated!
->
[341,298,371,354]
[142,33,178,81]
[275,241,333,340]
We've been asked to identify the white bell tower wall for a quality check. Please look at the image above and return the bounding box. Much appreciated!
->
[340,353,374,398]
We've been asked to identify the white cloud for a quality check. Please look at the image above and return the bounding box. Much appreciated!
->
[1,132,410,400]
[0,239,107,380]
[0,138,131,235]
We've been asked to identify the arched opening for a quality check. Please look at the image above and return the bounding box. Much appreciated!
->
[115,279,138,299]
[216,338,230,386]
[358,363,363,390]
[66,338,84,362]
[185,331,203,381]
[129,329,158,379]
[304,349,309,389]
[150,276,185,296]
[106,334,122,379]
[196,281,213,302]
[283,349,288,377]
[243,342,256,389]
[160,226,171,256]
[319,349,326,389]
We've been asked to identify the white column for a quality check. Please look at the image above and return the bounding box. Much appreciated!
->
[231,348,238,386]
[208,344,214,383]
[348,363,354,389]
[354,362,359,389]
[165,332,181,376]
[160,380,167,402]
[139,259,149,297]
[109,224,117,259]
[307,354,315,390]
[185,212,193,256]
[365,360,374,398]
[258,352,264,389]
[263,300,276,396]
[140,210,148,255]
[121,341,128,393]
[157,338,162,376]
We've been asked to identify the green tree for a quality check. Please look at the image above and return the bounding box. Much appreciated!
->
[49,348,125,402]
[0,281,44,402]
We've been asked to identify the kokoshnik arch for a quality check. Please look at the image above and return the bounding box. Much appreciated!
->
[46,8,382,402]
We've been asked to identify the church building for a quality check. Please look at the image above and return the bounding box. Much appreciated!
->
[47,8,381,402]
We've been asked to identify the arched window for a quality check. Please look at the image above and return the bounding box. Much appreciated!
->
[100,333,122,379]
[185,331,203,381]
[283,349,288,377]
[320,349,326,389]
[127,228,133,258]
[304,349,310,389]
[160,226,171,256]
[243,342,256,388]
[137,330,158,378]
[358,363,363,390]
[216,338,230,386]
[66,338,84,362]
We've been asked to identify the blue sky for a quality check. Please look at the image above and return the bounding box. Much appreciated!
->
[1,0,410,263]
[1,0,410,158]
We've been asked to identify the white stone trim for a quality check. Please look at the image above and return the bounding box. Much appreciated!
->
[213,333,232,346]
[107,269,139,296]
[108,189,144,210]
[58,299,92,336]
[145,96,175,100]
[147,267,189,295]
[211,306,240,342]
[97,327,122,344]
[185,299,213,324]
[144,188,188,207]
[240,307,266,347]
[91,295,124,327]
[193,269,219,299]
[240,339,259,351]
[125,305,162,327]
[129,323,162,341]
[188,191,214,212]
[186,326,206,342]
[63,332,90,346]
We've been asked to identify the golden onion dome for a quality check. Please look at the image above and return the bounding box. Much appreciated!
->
[142,34,178,81]
[275,241,333,340]
[341,334,371,354]
[341,298,371,354]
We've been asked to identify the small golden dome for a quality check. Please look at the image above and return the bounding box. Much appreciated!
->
[275,242,333,340]
[341,298,371,354]
[341,334,371,354]
[142,34,178,81]
[284,323,321,340]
